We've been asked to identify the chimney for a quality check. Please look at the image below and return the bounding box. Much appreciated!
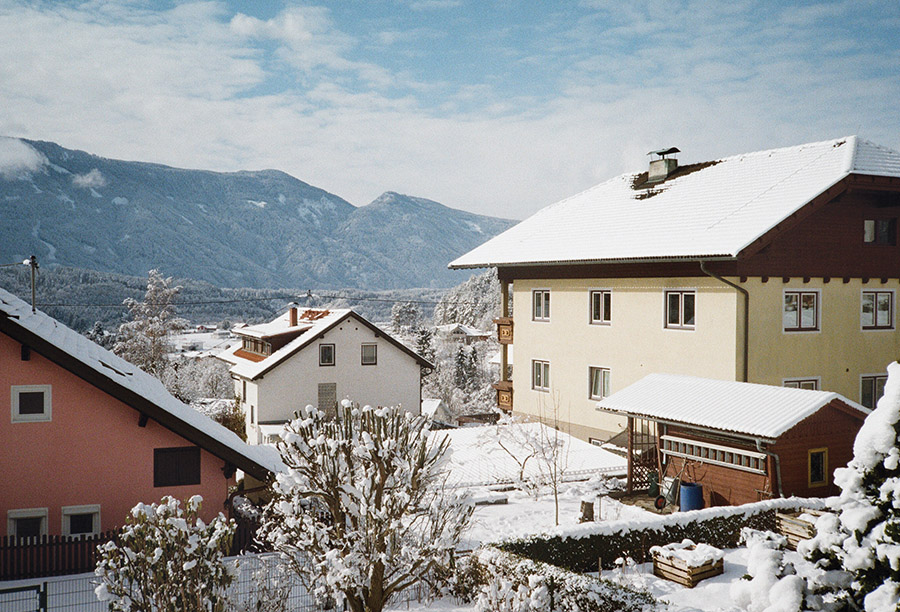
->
[289,307,298,327]
[647,147,680,183]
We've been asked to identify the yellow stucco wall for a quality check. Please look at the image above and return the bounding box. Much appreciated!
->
[511,277,741,440]
[746,278,898,400]
[509,276,899,443]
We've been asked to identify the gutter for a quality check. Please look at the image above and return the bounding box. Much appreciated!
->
[699,261,749,382]
[756,439,785,498]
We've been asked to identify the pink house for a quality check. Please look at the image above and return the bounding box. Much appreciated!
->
[0,288,282,539]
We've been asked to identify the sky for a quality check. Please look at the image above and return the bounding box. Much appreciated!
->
[1,0,898,220]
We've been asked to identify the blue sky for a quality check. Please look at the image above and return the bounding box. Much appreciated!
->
[1,1,898,219]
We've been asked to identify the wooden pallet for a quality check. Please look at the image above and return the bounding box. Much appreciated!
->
[775,509,825,550]
[652,552,724,588]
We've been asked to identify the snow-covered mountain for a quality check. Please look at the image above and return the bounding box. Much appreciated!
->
[0,138,514,289]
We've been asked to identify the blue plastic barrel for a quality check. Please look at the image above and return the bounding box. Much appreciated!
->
[680,482,703,511]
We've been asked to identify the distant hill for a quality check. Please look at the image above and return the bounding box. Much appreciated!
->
[0,138,514,289]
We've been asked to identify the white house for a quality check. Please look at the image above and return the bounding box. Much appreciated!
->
[435,323,492,344]
[218,307,434,445]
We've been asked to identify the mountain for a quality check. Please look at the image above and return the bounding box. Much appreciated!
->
[0,138,514,289]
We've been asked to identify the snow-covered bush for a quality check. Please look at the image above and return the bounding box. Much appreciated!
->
[94,495,236,612]
[259,400,473,612]
[469,546,657,612]
[801,361,900,611]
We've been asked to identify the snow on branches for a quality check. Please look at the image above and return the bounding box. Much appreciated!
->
[260,400,473,612]
[801,361,900,611]
[94,495,236,612]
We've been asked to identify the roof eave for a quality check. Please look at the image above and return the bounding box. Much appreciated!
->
[450,254,737,270]
[595,404,778,444]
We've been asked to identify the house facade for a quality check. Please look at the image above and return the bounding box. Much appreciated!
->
[219,307,433,445]
[597,374,869,505]
[451,137,900,443]
[0,288,280,539]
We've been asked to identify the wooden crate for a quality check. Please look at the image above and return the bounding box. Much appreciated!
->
[775,509,825,550]
[652,551,724,588]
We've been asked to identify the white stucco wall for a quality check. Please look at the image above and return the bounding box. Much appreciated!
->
[245,317,422,436]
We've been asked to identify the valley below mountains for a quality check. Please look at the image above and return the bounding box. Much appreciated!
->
[1,138,514,289]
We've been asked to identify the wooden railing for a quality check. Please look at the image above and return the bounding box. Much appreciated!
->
[0,531,117,581]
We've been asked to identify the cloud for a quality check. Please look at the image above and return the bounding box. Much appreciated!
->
[72,169,107,189]
[0,138,47,180]
[0,1,896,221]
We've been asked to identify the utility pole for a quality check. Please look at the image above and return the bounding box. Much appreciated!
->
[25,255,38,313]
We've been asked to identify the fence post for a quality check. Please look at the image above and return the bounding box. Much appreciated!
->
[39,581,48,612]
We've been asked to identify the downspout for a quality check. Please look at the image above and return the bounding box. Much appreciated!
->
[699,261,749,382]
[756,439,785,498]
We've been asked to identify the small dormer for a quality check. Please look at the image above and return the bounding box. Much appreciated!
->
[647,147,680,184]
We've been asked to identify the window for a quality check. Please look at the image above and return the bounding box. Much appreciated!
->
[783,291,819,332]
[532,360,550,392]
[11,385,52,422]
[590,291,611,324]
[588,438,604,447]
[784,379,819,390]
[62,505,100,536]
[589,367,610,400]
[665,291,695,329]
[809,448,828,487]
[864,218,897,245]
[861,374,888,409]
[318,383,337,414]
[361,343,377,365]
[154,447,201,487]
[532,290,550,321]
[7,508,48,540]
[862,291,894,330]
[319,343,335,366]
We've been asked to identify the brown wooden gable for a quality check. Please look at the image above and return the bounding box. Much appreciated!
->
[496,174,900,282]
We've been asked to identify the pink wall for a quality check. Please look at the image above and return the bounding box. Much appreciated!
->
[0,333,235,536]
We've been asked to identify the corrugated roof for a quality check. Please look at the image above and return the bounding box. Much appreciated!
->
[0,288,284,477]
[595,373,868,440]
[450,136,900,269]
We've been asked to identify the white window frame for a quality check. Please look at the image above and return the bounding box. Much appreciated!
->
[783,377,820,391]
[61,504,101,536]
[589,366,611,400]
[861,373,888,409]
[664,290,696,330]
[532,289,550,322]
[532,359,550,392]
[783,289,820,333]
[590,290,612,325]
[861,289,894,331]
[11,384,52,423]
[319,343,336,366]
[8,507,48,539]
[361,343,377,366]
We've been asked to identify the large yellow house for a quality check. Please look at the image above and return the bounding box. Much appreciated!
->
[450,137,900,443]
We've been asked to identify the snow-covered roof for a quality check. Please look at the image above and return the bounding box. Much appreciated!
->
[421,398,445,419]
[220,307,432,380]
[450,136,900,268]
[436,323,490,336]
[596,373,868,440]
[0,287,283,479]
[437,422,627,488]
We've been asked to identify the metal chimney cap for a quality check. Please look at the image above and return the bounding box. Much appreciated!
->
[647,147,680,158]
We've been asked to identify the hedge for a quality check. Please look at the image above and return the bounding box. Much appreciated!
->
[497,497,825,572]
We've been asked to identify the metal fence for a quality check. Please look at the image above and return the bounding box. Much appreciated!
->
[0,553,440,612]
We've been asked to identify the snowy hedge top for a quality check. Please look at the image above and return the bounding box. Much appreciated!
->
[650,539,724,567]
[450,136,900,268]
[0,287,284,477]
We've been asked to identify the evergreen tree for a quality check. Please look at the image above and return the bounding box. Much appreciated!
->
[803,361,900,611]
[113,269,187,380]
[454,346,469,389]
[415,327,435,362]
